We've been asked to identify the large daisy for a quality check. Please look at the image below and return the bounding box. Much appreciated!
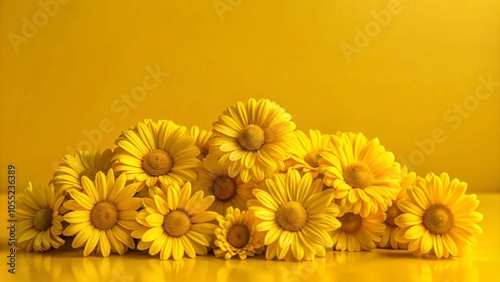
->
[63,169,141,257]
[52,149,114,193]
[212,98,296,183]
[131,182,219,260]
[17,183,65,252]
[192,154,257,215]
[395,172,483,258]
[330,211,386,252]
[213,207,264,259]
[248,170,341,261]
[113,119,201,192]
[285,129,333,179]
[320,132,400,217]
[378,165,416,249]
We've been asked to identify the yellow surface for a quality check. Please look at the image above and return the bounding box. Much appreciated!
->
[0,0,499,194]
[0,193,498,281]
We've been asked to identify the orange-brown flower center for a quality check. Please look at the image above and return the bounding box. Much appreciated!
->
[90,202,118,230]
[339,212,362,234]
[142,149,173,176]
[304,151,320,168]
[343,162,373,189]
[163,210,191,237]
[227,224,250,249]
[33,208,53,231]
[385,200,402,227]
[276,201,308,232]
[213,175,237,201]
[238,125,265,151]
[423,204,454,235]
[80,167,100,181]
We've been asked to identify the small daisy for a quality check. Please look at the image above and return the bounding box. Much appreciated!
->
[214,207,264,259]
[212,98,296,183]
[63,169,141,257]
[395,172,483,258]
[132,182,218,260]
[379,165,416,249]
[192,154,257,215]
[188,125,215,160]
[248,170,341,261]
[113,119,201,192]
[285,129,333,179]
[320,132,400,217]
[52,149,114,193]
[17,183,65,252]
[330,211,386,252]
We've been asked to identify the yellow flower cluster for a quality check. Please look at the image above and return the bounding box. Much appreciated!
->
[17,98,483,261]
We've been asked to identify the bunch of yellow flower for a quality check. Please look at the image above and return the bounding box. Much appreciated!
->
[16,98,483,261]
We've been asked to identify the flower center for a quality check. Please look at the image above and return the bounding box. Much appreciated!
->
[339,213,362,234]
[276,201,308,232]
[238,125,265,151]
[423,204,454,235]
[199,147,209,160]
[142,149,173,176]
[213,175,237,201]
[90,202,118,230]
[304,151,320,167]
[163,210,191,237]
[343,162,373,189]
[80,167,100,181]
[385,200,402,227]
[33,208,53,231]
[227,224,250,249]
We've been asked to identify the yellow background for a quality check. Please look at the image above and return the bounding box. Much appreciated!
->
[1,0,499,193]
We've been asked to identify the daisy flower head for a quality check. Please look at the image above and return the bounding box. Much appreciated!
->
[192,154,257,215]
[188,125,215,160]
[320,132,401,217]
[395,172,483,258]
[212,98,296,183]
[379,165,416,249]
[248,170,341,261]
[214,207,265,260]
[52,149,114,193]
[132,181,219,260]
[113,119,201,192]
[285,129,333,179]
[330,210,386,252]
[17,182,65,252]
[63,169,142,257]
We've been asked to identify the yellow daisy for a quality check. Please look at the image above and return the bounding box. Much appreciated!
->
[330,210,386,251]
[192,154,257,215]
[52,149,114,193]
[213,207,265,259]
[320,132,400,217]
[188,125,215,160]
[212,98,296,183]
[17,183,65,252]
[248,170,341,261]
[113,119,201,192]
[131,182,218,260]
[285,129,333,179]
[379,165,416,249]
[63,169,141,257]
[395,172,483,258]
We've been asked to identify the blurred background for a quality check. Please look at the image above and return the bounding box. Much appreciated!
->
[1,0,498,193]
